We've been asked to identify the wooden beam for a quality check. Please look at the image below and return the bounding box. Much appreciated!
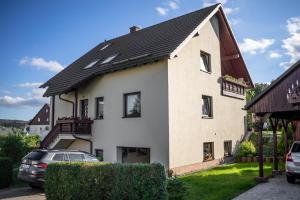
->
[281,119,290,156]
[221,54,240,61]
[269,118,279,173]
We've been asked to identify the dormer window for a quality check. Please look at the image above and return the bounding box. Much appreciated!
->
[83,59,99,69]
[200,51,211,73]
[101,54,118,64]
[38,118,40,122]
[100,43,111,50]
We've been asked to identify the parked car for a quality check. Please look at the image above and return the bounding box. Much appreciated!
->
[286,141,300,183]
[18,149,99,188]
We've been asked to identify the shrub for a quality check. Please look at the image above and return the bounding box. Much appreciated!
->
[167,176,186,200]
[238,141,256,157]
[0,157,13,188]
[45,162,167,200]
[0,134,27,163]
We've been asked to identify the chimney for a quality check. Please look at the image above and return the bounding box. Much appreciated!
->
[130,26,141,33]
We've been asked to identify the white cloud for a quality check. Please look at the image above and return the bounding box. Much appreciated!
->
[269,52,282,58]
[156,7,169,16]
[20,57,64,72]
[1,90,11,94]
[280,17,300,69]
[16,82,43,88]
[223,7,239,15]
[169,1,179,10]
[239,38,275,54]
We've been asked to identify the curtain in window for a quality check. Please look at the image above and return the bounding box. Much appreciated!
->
[202,97,211,116]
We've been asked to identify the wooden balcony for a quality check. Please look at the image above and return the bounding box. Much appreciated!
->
[222,80,245,99]
[40,117,93,148]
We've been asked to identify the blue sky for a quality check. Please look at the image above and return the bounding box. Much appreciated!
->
[0,0,300,120]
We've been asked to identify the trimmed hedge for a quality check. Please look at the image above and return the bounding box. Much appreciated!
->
[45,162,167,200]
[0,157,13,188]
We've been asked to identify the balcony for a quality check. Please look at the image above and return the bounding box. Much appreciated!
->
[40,117,93,149]
[222,76,247,99]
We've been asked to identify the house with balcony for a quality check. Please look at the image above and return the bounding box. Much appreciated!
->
[40,4,253,174]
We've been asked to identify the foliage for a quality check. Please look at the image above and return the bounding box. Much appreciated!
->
[0,157,13,188]
[278,124,294,156]
[167,176,186,200]
[45,162,167,200]
[238,141,256,157]
[0,132,40,164]
[180,162,285,200]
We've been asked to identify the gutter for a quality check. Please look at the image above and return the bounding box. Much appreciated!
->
[72,134,93,154]
[59,94,75,117]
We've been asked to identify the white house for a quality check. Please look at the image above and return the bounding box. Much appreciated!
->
[40,4,253,174]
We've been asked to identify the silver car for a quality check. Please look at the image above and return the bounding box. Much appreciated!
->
[18,149,99,188]
[286,141,300,183]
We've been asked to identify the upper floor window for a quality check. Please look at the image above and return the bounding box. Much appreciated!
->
[95,97,104,119]
[124,92,141,118]
[37,118,40,122]
[80,99,89,119]
[200,51,211,73]
[202,95,213,118]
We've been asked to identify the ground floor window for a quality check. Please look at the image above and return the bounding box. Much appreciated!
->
[203,142,214,161]
[224,140,232,157]
[95,149,103,161]
[117,147,150,163]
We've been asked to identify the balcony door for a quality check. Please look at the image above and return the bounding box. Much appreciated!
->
[80,99,88,119]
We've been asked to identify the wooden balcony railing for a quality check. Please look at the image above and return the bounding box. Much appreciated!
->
[222,80,245,99]
[40,117,93,148]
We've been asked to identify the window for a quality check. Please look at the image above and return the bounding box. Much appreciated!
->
[292,143,300,152]
[80,99,89,118]
[202,95,213,117]
[83,59,99,69]
[46,109,48,113]
[95,97,104,119]
[100,43,111,50]
[101,54,117,64]
[95,149,104,161]
[68,153,84,161]
[124,92,141,118]
[46,117,49,122]
[224,140,232,157]
[52,153,64,161]
[38,118,40,122]
[203,142,214,161]
[118,147,150,163]
[45,126,49,131]
[200,51,211,72]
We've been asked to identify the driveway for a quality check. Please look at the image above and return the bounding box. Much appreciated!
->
[0,187,45,200]
[233,174,300,200]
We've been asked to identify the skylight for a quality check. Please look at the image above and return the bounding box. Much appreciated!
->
[101,54,118,64]
[83,59,99,69]
[100,43,111,50]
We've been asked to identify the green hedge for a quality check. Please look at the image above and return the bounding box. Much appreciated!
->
[0,157,13,188]
[45,162,167,200]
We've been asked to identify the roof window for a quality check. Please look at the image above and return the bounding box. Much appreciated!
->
[100,43,111,50]
[101,54,118,64]
[83,59,99,69]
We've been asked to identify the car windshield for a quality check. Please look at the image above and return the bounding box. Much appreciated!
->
[24,151,46,160]
[292,143,300,153]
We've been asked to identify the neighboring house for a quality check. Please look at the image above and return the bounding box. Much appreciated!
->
[25,104,50,140]
[40,4,253,174]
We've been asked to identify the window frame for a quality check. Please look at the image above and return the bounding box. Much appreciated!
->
[203,142,214,162]
[224,140,232,157]
[95,149,104,161]
[123,92,141,118]
[80,99,89,119]
[202,95,213,118]
[200,51,211,73]
[95,97,104,120]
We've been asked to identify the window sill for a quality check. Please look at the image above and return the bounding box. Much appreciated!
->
[200,69,212,74]
[202,116,213,119]
[122,115,141,119]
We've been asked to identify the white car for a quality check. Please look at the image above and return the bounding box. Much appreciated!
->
[286,141,300,183]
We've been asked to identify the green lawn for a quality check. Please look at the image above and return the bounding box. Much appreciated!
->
[180,162,284,200]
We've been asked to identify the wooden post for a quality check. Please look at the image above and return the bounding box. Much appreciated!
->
[269,118,280,175]
[75,90,78,119]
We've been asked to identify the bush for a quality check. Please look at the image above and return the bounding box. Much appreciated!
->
[0,134,27,163]
[0,157,13,188]
[45,162,167,200]
[238,141,256,157]
[167,176,186,200]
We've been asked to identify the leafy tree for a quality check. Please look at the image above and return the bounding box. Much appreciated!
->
[0,134,27,163]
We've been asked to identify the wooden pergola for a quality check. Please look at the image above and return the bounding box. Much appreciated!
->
[245,60,300,182]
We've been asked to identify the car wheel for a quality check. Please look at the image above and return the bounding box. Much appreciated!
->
[29,184,42,189]
[286,175,295,184]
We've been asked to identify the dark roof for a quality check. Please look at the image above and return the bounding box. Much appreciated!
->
[28,104,50,125]
[41,4,220,96]
[245,60,300,110]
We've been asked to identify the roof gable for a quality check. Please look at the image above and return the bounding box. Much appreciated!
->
[28,104,50,125]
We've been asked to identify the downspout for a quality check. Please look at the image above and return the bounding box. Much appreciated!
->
[51,96,55,128]
[72,134,93,154]
[74,90,78,119]
[59,94,75,117]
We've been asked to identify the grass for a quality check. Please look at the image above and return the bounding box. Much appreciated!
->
[180,162,285,200]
